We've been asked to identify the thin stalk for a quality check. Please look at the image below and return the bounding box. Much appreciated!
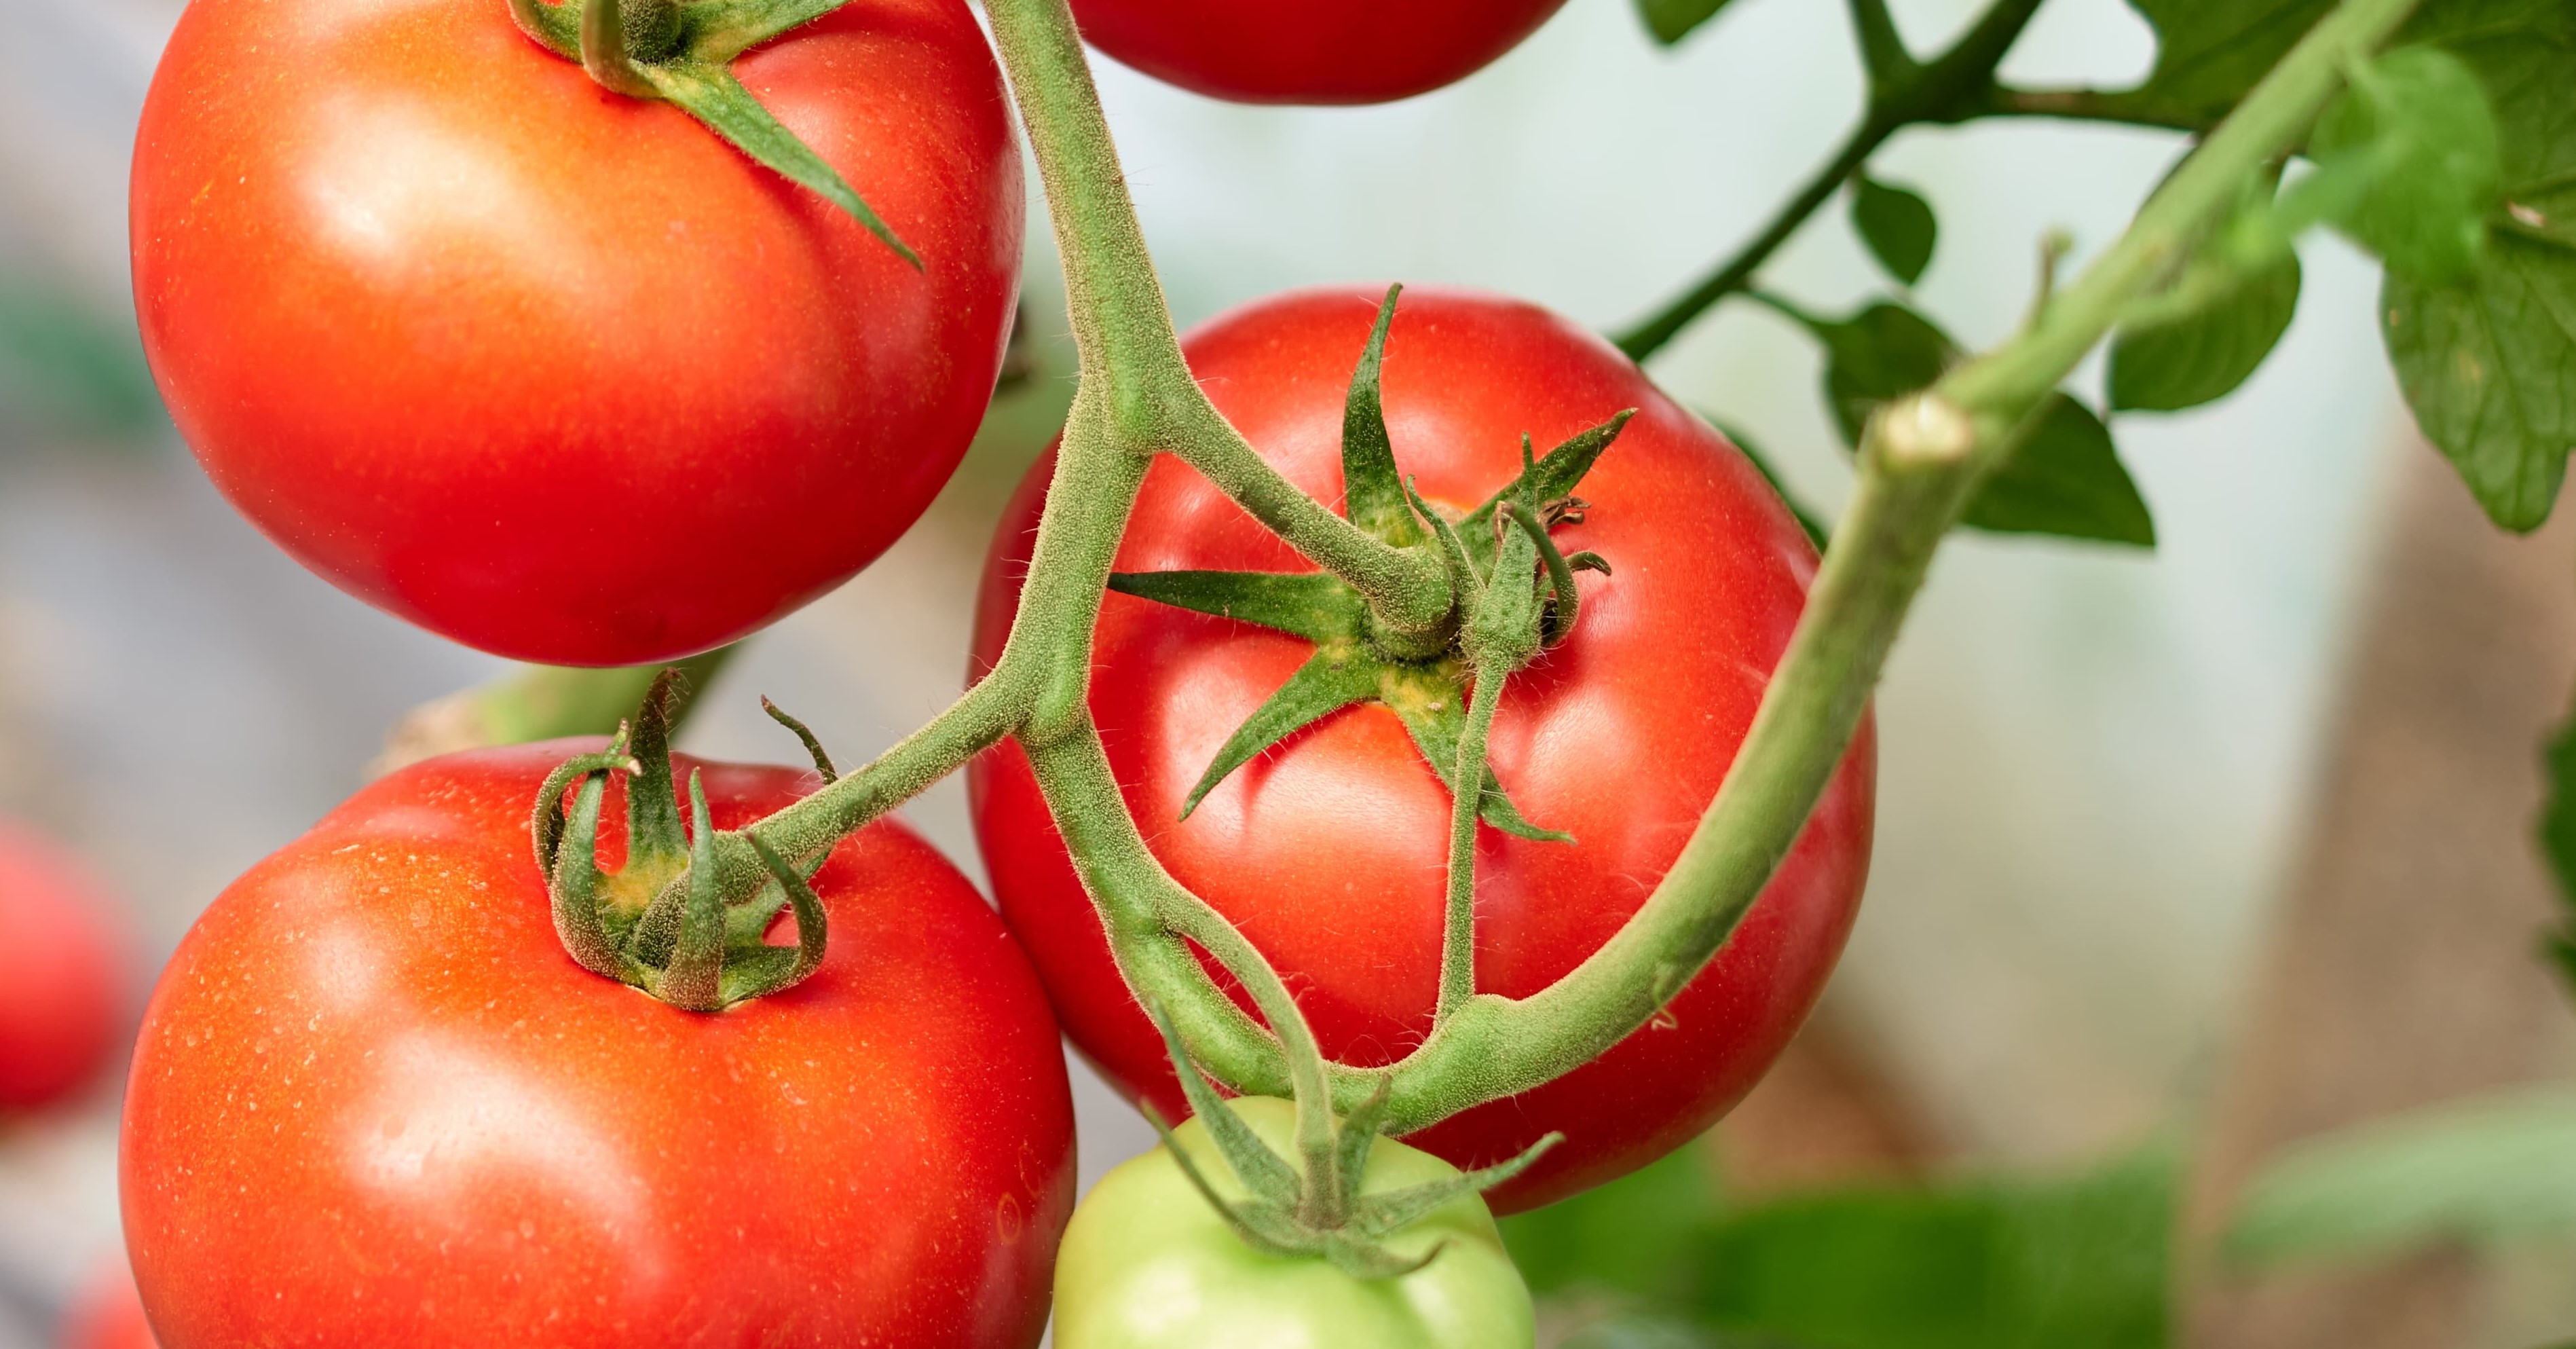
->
[373,645,738,773]
[1615,0,2051,363]
[979,0,1451,642]
[1362,0,2425,1134]
[1438,658,1509,1020]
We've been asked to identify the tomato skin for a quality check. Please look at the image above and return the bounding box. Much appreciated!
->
[121,743,1075,1348]
[130,0,1022,666]
[1069,0,1571,104]
[1053,1096,1532,1348]
[969,287,1875,1213]
[0,819,124,1113]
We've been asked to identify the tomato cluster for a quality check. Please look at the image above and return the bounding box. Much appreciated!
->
[115,0,1870,1343]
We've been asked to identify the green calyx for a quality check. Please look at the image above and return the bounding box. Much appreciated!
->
[1144,1003,1558,1280]
[532,669,842,1012]
[1106,284,1631,841]
[503,0,920,267]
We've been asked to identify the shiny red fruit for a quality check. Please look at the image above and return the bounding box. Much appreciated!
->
[1070,0,1571,104]
[124,743,1075,1348]
[0,819,124,1113]
[131,0,1023,665]
[970,286,1875,1213]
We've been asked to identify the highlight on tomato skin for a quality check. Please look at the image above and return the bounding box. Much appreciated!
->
[118,741,1077,1349]
[969,284,1877,1215]
[0,817,127,1115]
[1066,0,1573,105]
[128,0,1025,667]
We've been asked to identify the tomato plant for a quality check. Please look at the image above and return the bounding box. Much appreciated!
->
[971,285,1876,1213]
[0,819,124,1113]
[1066,0,1571,105]
[120,741,1075,1348]
[94,0,2569,1338]
[1053,1096,1533,1348]
[130,0,1024,666]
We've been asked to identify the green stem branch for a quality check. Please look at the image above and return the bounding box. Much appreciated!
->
[1615,0,2050,362]
[1359,0,2424,1133]
[1438,659,1508,1020]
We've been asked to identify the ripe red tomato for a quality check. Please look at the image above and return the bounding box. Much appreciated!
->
[970,287,1875,1213]
[130,0,1023,666]
[122,743,1075,1348]
[62,1259,159,1349]
[1070,0,1572,105]
[0,819,124,1113]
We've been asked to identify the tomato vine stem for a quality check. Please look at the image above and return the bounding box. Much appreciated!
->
[434,0,2423,1131]
[1613,0,2049,363]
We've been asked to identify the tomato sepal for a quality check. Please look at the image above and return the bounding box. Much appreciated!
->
[501,0,920,265]
[1140,1003,1560,1280]
[1102,289,1646,843]
[531,670,837,1011]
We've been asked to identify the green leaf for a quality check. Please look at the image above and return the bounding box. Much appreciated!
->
[1793,300,1954,448]
[0,278,163,439]
[2288,47,2502,284]
[2111,0,2337,130]
[1963,396,2157,548]
[1706,417,1831,549]
[1770,299,2154,548]
[1501,1144,1720,1300]
[1850,177,1938,287]
[1176,647,1379,819]
[1635,0,1742,47]
[1105,570,1368,643]
[2108,249,2303,411]
[2225,1088,2576,1266]
[2377,5,2576,532]
[2547,694,2576,1004]
[1684,1151,2175,1349]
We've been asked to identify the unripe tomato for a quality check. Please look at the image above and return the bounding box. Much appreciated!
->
[1070,0,1572,105]
[131,0,1023,665]
[971,287,1876,1213]
[1053,1096,1533,1348]
[0,819,124,1113]
[122,743,1075,1348]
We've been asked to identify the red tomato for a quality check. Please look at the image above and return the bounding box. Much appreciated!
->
[0,819,124,1113]
[1070,0,1571,104]
[969,287,1875,1213]
[122,743,1075,1348]
[61,1260,158,1349]
[130,0,1023,665]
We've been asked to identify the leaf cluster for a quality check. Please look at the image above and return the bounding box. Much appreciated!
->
[1503,1145,2176,1349]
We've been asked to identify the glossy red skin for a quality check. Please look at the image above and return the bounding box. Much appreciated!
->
[123,743,1075,1348]
[1069,0,1571,104]
[131,0,1022,665]
[970,287,1875,1213]
[0,819,124,1113]
[63,1260,160,1349]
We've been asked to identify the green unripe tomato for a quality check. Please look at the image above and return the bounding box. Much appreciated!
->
[1053,1096,1534,1348]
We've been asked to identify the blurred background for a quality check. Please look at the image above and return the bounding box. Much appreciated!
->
[1,0,2570,1345]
